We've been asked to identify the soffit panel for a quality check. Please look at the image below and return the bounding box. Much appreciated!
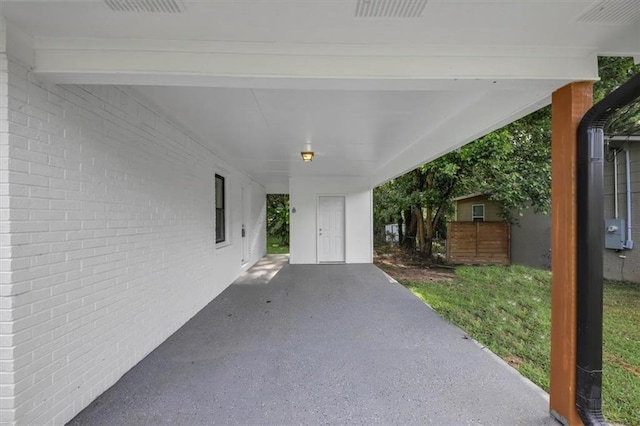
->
[2,1,636,49]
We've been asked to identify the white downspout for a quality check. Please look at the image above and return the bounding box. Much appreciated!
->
[624,142,634,249]
[613,147,619,219]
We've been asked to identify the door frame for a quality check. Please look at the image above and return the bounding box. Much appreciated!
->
[316,194,346,264]
[240,184,250,267]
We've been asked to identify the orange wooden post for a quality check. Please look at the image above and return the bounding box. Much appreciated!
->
[550,82,592,425]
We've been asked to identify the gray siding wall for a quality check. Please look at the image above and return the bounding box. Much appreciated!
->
[603,142,640,282]
[511,208,551,269]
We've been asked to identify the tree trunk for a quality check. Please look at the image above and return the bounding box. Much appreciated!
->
[424,206,434,257]
[424,238,433,258]
[426,205,447,259]
[401,208,417,250]
[416,209,426,254]
[397,213,404,244]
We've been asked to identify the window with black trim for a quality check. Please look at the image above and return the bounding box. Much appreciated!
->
[215,174,226,243]
[472,204,485,222]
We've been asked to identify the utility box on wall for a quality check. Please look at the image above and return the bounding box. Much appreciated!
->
[605,219,626,250]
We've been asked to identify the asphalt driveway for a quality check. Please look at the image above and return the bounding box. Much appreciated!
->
[69,261,553,425]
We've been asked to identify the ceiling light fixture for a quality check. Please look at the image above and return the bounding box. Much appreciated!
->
[301,151,314,162]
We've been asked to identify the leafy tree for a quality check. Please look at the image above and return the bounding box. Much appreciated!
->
[374,57,638,258]
[595,56,640,135]
[470,108,552,222]
[267,194,290,245]
[374,128,521,257]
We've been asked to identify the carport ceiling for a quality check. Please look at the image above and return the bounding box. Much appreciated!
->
[2,0,639,191]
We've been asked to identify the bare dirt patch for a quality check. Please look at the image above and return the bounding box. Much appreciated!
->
[374,245,455,283]
[605,353,640,377]
[504,354,525,369]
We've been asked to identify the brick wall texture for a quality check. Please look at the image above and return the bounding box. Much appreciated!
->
[603,143,639,282]
[0,58,266,424]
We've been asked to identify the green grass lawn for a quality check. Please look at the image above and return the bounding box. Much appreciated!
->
[267,235,289,254]
[400,265,639,426]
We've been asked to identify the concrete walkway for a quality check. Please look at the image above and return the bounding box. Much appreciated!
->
[69,261,553,425]
[233,254,289,285]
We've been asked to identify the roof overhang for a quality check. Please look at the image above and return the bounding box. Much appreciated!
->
[1,0,639,192]
[451,193,487,202]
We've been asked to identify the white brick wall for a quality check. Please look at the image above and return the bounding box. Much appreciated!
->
[603,143,640,282]
[0,59,266,424]
[1,49,14,424]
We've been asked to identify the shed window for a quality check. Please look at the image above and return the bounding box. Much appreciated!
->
[215,174,226,243]
[472,204,485,222]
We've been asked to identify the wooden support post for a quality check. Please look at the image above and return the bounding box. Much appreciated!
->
[550,82,592,426]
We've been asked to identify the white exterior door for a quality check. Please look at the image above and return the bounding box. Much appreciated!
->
[318,196,345,263]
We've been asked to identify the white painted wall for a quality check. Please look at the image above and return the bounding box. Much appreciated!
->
[289,176,372,264]
[0,57,266,424]
[242,179,268,271]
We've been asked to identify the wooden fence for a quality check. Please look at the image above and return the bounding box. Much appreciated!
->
[446,222,511,265]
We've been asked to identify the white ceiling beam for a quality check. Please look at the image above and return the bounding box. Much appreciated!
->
[31,41,600,90]
[0,15,5,54]
[34,38,597,59]
[33,72,585,92]
[1,19,34,68]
